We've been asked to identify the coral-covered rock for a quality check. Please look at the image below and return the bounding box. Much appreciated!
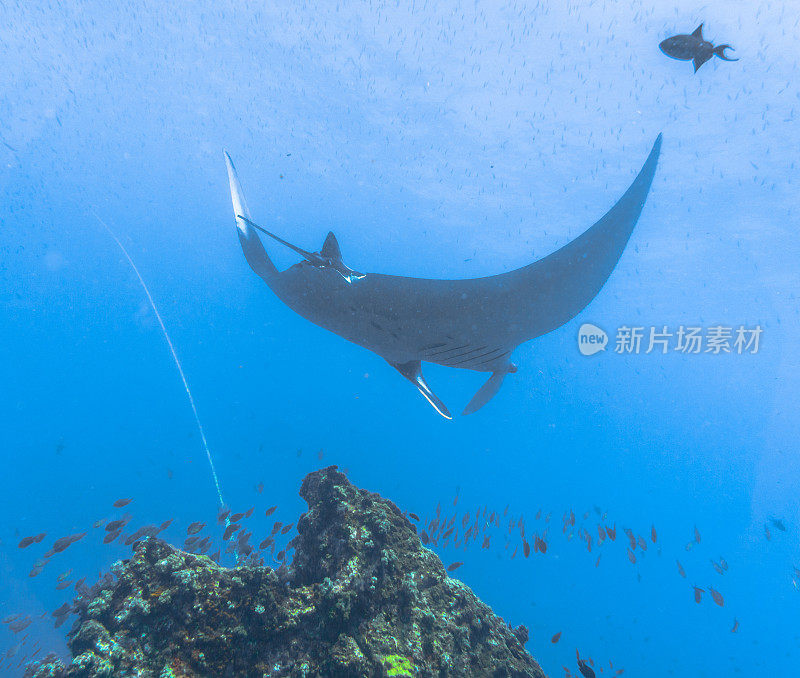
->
[28,466,546,678]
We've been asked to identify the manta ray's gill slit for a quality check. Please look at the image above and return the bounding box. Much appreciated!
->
[475,351,510,366]
[459,347,506,364]
[91,210,226,511]
[426,344,471,357]
[441,345,489,363]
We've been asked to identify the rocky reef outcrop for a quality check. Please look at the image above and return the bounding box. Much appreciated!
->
[27,466,545,678]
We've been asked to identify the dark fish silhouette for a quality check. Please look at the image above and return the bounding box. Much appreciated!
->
[226,138,661,417]
[660,24,738,73]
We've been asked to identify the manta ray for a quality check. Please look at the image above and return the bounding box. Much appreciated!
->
[225,135,661,419]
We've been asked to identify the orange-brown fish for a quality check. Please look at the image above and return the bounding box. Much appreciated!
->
[55,580,72,591]
[103,530,121,544]
[637,536,647,551]
[551,631,562,643]
[105,518,130,533]
[258,537,274,550]
[606,526,616,541]
[676,560,686,578]
[409,513,420,522]
[18,536,37,549]
[693,586,704,603]
[709,587,724,607]
[523,540,531,558]
[270,521,282,535]
[627,548,636,564]
[113,498,133,508]
[280,523,294,535]
[264,506,277,517]
[447,561,463,572]
[186,522,205,535]
[230,512,245,523]
[222,523,241,541]
[52,604,71,618]
[51,532,86,554]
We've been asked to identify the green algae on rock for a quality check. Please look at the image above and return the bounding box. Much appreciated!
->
[27,466,546,678]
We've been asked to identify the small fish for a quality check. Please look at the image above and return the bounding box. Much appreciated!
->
[677,560,686,578]
[57,569,72,582]
[694,526,701,544]
[51,532,86,553]
[659,24,738,73]
[637,536,647,551]
[280,523,294,535]
[113,498,133,508]
[595,554,601,568]
[264,506,277,517]
[55,580,73,591]
[256,482,264,494]
[765,524,772,541]
[408,513,420,522]
[651,525,657,543]
[222,523,241,540]
[627,548,636,565]
[420,530,430,545]
[720,558,729,571]
[551,631,562,644]
[577,659,596,678]
[711,560,725,575]
[103,530,121,544]
[693,586,704,603]
[709,587,724,607]
[52,603,71,618]
[186,522,205,535]
[258,537,274,550]
[769,516,787,532]
[230,512,245,523]
[523,540,531,558]
[158,519,174,532]
[245,508,254,518]
[217,506,231,523]
[731,618,739,633]
[446,561,463,572]
[18,536,37,549]
[270,521,282,535]
[93,519,106,529]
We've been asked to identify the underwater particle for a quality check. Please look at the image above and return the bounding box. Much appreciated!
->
[113,498,133,508]
[551,631,562,644]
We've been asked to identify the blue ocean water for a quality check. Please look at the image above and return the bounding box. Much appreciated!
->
[1,0,798,675]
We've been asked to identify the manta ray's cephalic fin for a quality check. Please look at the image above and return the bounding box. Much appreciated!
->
[462,363,518,416]
[390,360,452,420]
